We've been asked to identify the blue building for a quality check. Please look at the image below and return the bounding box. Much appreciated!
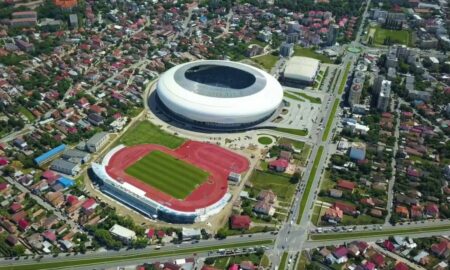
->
[57,177,75,188]
[34,144,66,166]
[349,143,366,161]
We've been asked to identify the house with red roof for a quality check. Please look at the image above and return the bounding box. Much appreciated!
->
[364,261,376,270]
[371,253,385,267]
[384,240,396,252]
[66,195,79,206]
[268,159,289,172]
[156,230,165,239]
[431,240,449,257]
[425,203,439,218]
[357,241,369,254]
[230,215,252,230]
[329,246,348,264]
[147,228,155,239]
[411,205,423,219]
[82,198,97,211]
[337,179,357,192]
[10,202,22,213]
[394,262,409,270]
[322,206,343,223]
[395,206,409,218]
[0,157,8,166]
[42,230,57,242]
[18,219,29,231]
[334,201,358,216]
[228,264,239,270]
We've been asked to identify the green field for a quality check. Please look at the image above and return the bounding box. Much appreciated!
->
[125,151,209,199]
[284,91,305,102]
[296,146,323,225]
[278,137,305,150]
[274,127,308,136]
[258,136,273,145]
[310,224,450,241]
[0,240,273,270]
[279,252,288,270]
[288,92,321,104]
[338,63,351,94]
[293,47,333,64]
[249,170,296,203]
[253,54,278,70]
[370,26,412,46]
[19,107,35,122]
[322,99,339,142]
[118,121,185,149]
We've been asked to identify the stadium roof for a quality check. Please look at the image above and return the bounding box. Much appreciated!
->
[34,144,66,165]
[284,56,320,82]
[173,60,266,98]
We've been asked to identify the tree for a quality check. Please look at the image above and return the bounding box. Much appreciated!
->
[290,171,301,184]
[3,165,15,176]
[215,228,228,239]
[204,257,216,265]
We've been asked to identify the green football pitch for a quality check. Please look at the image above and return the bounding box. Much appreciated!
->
[124,150,209,199]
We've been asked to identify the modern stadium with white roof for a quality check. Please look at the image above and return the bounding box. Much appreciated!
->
[156,60,284,128]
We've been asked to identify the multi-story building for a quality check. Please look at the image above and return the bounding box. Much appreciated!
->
[86,132,109,153]
[376,80,391,112]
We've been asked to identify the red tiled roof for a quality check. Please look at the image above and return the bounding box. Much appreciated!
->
[395,262,409,270]
[82,198,96,210]
[18,219,29,230]
[337,179,356,191]
[42,230,57,242]
[230,215,251,230]
[371,253,385,266]
[334,201,356,214]
[66,195,79,206]
[269,159,289,168]
[333,246,348,258]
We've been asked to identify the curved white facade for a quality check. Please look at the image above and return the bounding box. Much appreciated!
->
[156,60,283,127]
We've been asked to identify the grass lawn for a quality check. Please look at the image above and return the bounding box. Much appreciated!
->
[249,170,296,203]
[260,254,270,268]
[288,91,322,104]
[0,240,273,270]
[253,54,278,70]
[297,251,309,270]
[311,205,323,226]
[18,107,35,122]
[340,215,384,226]
[274,127,308,136]
[278,138,305,150]
[294,144,311,167]
[338,63,351,95]
[310,224,450,241]
[296,146,323,224]
[125,150,209,199]
[284,91,305,102]
[322,99,339,142]
[220,225,275,236]
[213,253,262,269]
[371,26,412,46]
[314,67,328,90]
[293,46,333,64]
[279,252,288,270]
[118,121,185,149]
[258,136,273,145]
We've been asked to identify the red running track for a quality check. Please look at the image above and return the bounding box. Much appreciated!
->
[105,141,249,212]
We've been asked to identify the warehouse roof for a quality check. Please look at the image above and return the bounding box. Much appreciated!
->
[109,224,136,240]
[284,56,320,82]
